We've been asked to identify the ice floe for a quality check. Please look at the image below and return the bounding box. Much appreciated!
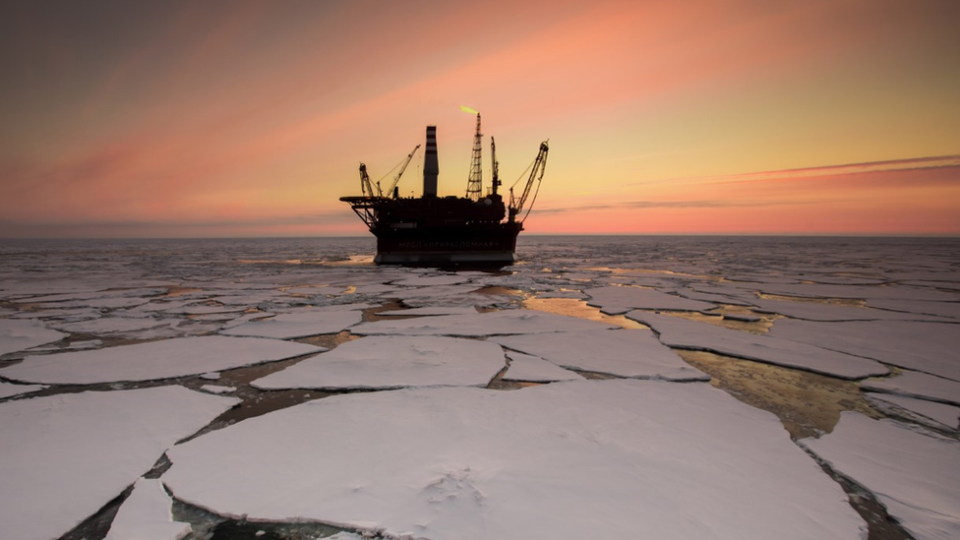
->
[864,298,960,320]
[0,381,47,399]
[221,309,362,339]
[351,310,617,337]
[584,285,716,314]
[0,319,67,356]
[377,306,479,317]
[502,351,585,382]
[200,384,236,394]
[0,386,237,540]
[252,336,505,390]
[164,380,864,540]
[50,316,175,337]
[769,319,960,381]
[866,393,960,430]
[800,412,960,540]
[750,298,952,322]
[0,336,323,384]
[861,370,960,407]
[628,312,888,379]
[392,274,471,287]
[493,329,708,381]
[105,478,192,540]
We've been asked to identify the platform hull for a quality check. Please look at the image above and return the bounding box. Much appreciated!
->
[372,224,521,266]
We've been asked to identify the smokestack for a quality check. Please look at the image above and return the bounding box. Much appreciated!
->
[423,125,439,197]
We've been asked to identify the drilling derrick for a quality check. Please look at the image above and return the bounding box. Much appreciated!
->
[465,113,483,201]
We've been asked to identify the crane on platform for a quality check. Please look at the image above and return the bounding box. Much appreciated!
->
[357,144,421,199]
[381,144,420,199]
[509,140,549,223]
[490,137,500,196]
[358,163,375,198]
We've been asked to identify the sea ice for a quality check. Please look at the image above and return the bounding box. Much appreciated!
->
[493,329,708,381]
[628,312,888,379]
[502,351,585,382]
[0,381,46,399]
[584,285,717,314]
[392,274,471,287]
[221,309,362,339]
[0,387,237,540]
[200,384,236,394]
[51,316,174,336]
[750,298,951,322]
[351,310,617,337]
[163,380,864,540]
[861,370,960,407]
[866,393,960,430]
[801,412,960,540]
[377,306,479,317]
[769,320,960,381]
[865,298,960,320]
[251,336,505,390]
[0,336,323,384]
[105,478,192,540]
[0,319,67,356]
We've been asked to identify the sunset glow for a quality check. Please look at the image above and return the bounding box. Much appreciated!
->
[1,0,958,237]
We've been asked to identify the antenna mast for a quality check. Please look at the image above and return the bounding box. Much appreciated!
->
[465,113,483,201]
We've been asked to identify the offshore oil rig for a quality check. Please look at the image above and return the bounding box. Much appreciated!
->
[340,112,549,265]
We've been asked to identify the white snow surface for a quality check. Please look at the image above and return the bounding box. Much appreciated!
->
[493,329,709,381]
[221,309,362,339]
[865,299,960,319]
[629,311,889,379]
[0,336,323,384]
[106,478,192,540]
[0,387,238,540]
[769,319,960,381]
[866,393,960,430]
[801,412,960,540]
[502,351,585,382]
[861,371,960,407]
[163,380,864,540]
[0,381,47,399]
[0,319,67,356]
[392,274,471,287]
[351,310,617,337]
[584,285,717,314]
[252,336,506,390]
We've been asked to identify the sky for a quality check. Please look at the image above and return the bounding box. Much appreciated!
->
[1,0,959,238]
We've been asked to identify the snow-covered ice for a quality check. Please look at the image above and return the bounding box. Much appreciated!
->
[861,370,960,407]
[251,336,506,390]
[0,387,238,540]
[221,309,362,339]
[769,319,960,381]
[0,319,67,356]
[629,311,889,379]
[164,380,865,540]
[0,336,323,384]
[105,478,192,540]
[866,393,960,430]
[502,351,585,382]
[392,274,471,287]
[352,310,617,337]
[584,285,717,314]
[801,412,960,540]
[493,329,708,381]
